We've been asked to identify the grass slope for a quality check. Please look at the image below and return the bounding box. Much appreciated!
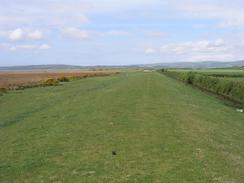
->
[0,72,243,182]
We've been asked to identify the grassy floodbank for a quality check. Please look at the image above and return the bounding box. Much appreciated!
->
[0,71,243,182]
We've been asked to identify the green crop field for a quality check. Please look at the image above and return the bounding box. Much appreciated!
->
[170,68,244,73]
[226,77,244,82]
[163,68,244,105]
[167,69,244,83]
[0,72,243,182]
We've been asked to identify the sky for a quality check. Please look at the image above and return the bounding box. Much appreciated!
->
[0,0,244,66]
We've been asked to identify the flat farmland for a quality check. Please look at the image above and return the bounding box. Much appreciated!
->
[0,70,118,89]
[0,71,243,182]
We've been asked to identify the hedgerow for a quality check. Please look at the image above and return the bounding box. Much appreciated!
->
[163,70,244,104]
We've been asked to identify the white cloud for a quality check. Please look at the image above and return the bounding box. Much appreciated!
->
[61,28,133,40]
[160,39,227,55]
[188,53,235,62]
[63,29,130,39]
[18,45,37,49]
[27,30,44,40]
[39,44,51,49]
[62,27,92,40]
[156,38,244,61]
[0,2,90,28]
[166,0,244,27]
[0,16,32,28]
[145,48,156,54]
[1,0,244,66]
[1,0,244,30]
[9,28,24,41]
[1,43,51,51]
[1,28,44,41]
[65,0,158,14]
[9,44,37,51]
[51,15,89,27]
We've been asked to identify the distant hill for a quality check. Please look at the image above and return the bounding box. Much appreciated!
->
[0,61,244,70]
[0,64,83,71]
[140,60,244,69]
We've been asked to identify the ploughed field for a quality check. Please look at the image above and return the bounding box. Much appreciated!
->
[0,71,243,182]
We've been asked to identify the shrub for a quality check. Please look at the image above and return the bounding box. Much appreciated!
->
[185,72,195,84]
[42,78,59,86]
[16,86,25,90]
[0,88,8,96]
[70,76,83,80]
[0,88,8,93]
[57,77,70,82]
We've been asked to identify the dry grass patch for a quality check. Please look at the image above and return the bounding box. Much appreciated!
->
[0,70,119,90]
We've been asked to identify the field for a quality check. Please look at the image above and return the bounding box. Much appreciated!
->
[0,71,244,182]
[193,69,244,88]
[169,68,244,79]
[170,68,244,73]
[0,70,118,90]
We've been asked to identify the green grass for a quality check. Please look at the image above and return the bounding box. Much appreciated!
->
[0,72,243,182]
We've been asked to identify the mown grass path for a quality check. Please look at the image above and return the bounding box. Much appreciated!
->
[0,72,243,182]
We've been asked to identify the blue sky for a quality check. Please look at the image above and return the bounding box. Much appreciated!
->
[0,0,244,66]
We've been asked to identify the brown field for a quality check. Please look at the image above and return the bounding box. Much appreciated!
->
[0,70,119,89]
